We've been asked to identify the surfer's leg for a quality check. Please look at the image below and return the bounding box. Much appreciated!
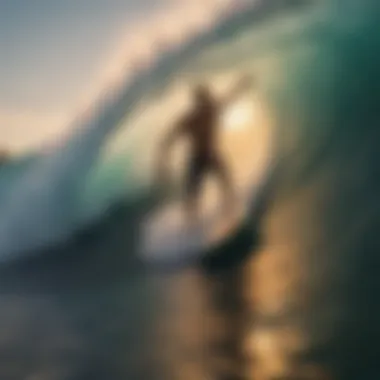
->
[212,155,235,215]
[184,156,205,222]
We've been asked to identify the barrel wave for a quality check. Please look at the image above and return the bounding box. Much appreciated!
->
[2,1,380,379]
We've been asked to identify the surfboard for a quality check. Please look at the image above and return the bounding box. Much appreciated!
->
[139,177,257,267]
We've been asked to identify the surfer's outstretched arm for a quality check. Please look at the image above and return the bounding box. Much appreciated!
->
[218,74,254,109]
[156,117,188,180]
[159,116,188,155]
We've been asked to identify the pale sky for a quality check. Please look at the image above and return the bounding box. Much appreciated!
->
[0,0,238,153]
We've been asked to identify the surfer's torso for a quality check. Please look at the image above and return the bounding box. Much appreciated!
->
[183,100,220,159]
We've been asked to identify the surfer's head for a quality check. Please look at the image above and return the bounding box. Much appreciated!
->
[193,84,213,106]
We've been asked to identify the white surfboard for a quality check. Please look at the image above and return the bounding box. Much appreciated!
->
[138,162,269,267]
[140,193,243,261]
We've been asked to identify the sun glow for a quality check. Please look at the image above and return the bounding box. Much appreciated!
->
[222,98,256,131]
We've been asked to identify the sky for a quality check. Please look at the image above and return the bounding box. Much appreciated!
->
[0,0,239,153]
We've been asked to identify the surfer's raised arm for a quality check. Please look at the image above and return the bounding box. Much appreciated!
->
[218,74,254,109]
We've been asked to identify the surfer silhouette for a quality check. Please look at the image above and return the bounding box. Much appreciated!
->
[157,75,254,221]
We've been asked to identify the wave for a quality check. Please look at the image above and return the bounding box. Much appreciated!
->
[0,0,318,265]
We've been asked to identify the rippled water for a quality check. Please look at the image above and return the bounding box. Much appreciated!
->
[0,235,250,380]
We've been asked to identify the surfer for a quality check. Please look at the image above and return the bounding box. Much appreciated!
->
[157,75,254,221]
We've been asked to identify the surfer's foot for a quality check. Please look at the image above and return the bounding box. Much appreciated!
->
[223,195,238,220]
[183,206,199,228]
[186,210,200,228]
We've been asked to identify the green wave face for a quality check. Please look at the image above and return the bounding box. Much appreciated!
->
[114,1,380,378]
[194,2,380,380]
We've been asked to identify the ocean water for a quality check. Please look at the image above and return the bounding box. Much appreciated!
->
[1,0,380,379]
